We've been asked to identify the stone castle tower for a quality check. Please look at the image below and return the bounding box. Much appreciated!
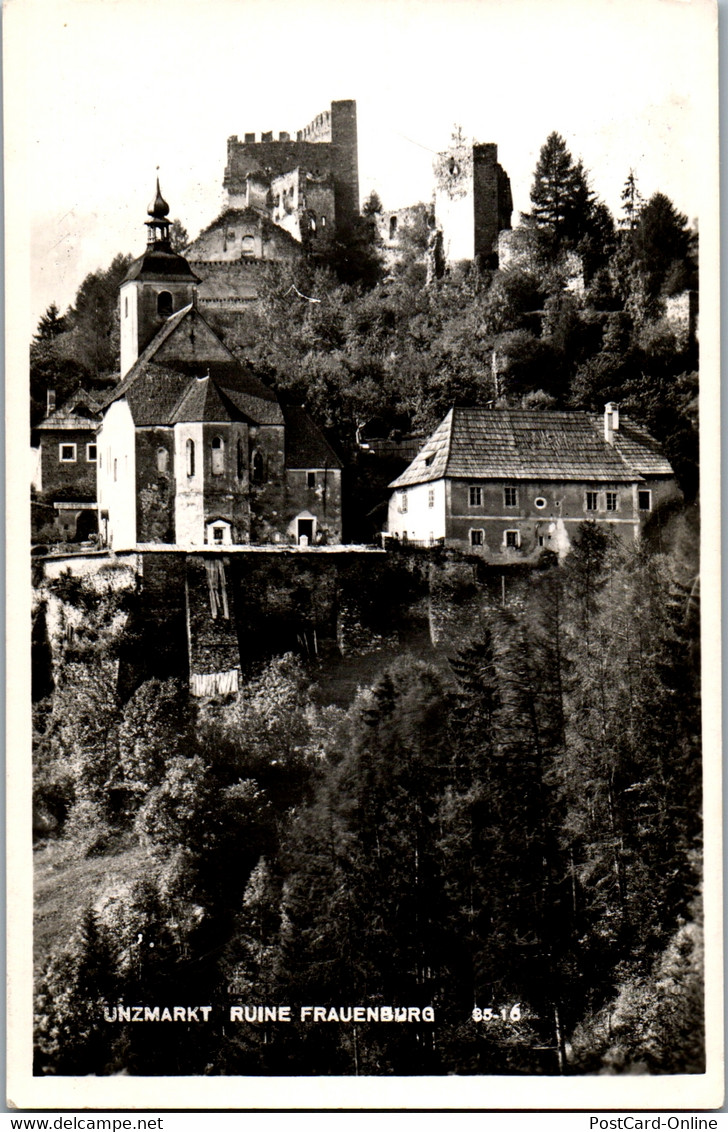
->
[433,130,513,270]
[119,180,200,378]
[223,99,359,240]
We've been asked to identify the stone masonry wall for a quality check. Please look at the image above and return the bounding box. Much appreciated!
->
[40,429,97,500]
[284,469,343,544]
[136,428,176,543]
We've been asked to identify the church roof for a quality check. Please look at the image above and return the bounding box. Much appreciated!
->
[124,248,201,284]
[170,377,253,425]
[104,304,284,427]
[114,364,193,426]
[283,404,343,469]
[389,406,674,488]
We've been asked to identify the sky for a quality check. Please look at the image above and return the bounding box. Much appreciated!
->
[4,0,718,335]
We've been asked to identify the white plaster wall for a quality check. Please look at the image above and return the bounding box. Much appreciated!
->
[120,282,139,378]
[174,422,205,545]
[31,446,42,491]
[387,479,446,542]
[97,400,137,549]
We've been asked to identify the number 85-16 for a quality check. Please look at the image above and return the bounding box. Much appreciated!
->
[472,1004,521,1022]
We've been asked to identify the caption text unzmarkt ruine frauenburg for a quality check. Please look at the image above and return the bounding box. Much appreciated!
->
[102,1004,436,1023]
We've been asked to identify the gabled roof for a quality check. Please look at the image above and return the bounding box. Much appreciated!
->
[103,304,283,426]
[37,389,103,431]
[282,405,343,469]
[389,406,674,488]
[185,208,301,259]
[170,377,252,425]
[111,363,194,427]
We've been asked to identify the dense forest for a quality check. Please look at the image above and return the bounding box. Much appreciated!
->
[32,134,703,1076]
[33,525,702,1075]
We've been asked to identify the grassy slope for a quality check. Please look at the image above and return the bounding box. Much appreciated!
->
[34,838,151,976]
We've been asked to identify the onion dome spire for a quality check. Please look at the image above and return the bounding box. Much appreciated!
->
[145,172,171,247]
[148,177,170,220]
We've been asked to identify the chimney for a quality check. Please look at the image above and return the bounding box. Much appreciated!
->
[604,402,619,445]
[47,389,56,415]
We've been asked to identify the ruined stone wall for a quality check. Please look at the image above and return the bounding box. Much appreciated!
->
[435,140,512,269]
[329,100,359,233]
[225,140,336,189]
[434,140,475,264]
[187,211,301,264]
[224,102,359,237]
[472,144,512,266]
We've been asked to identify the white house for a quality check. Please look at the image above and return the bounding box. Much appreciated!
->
[387,404,680,561]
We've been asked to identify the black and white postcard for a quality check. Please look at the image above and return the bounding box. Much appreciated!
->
[5,0,722,1110]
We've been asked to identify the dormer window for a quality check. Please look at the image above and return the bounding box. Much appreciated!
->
[157,291,173,317]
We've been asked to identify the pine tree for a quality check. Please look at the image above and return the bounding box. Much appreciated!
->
[633,192,690,298]
[33,302,67,342]
[620,170,643,231]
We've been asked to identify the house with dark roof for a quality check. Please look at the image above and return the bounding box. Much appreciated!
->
[97,182,342,549]
[33,389,103,540]
[387,404,679,560]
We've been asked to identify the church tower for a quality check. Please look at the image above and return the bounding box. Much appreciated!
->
[119,180,200,378]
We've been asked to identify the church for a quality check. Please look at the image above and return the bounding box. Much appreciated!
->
[96,182,343,550]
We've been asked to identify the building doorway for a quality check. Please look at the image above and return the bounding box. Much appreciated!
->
[297,518,314,545]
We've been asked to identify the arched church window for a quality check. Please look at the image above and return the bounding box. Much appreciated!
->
[157,447,169,474]
[211,435,225,476]
[309,213,317,235]
[157,291,173,317]
[241,235,255,256]
[237,438,244,479]
[124,297,128,318]
[251,449,264,484]
[186,438,195,477]
[389,215,398,239]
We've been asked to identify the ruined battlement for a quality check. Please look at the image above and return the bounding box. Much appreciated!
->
[224,101,359,236]
[298,109,333,143]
